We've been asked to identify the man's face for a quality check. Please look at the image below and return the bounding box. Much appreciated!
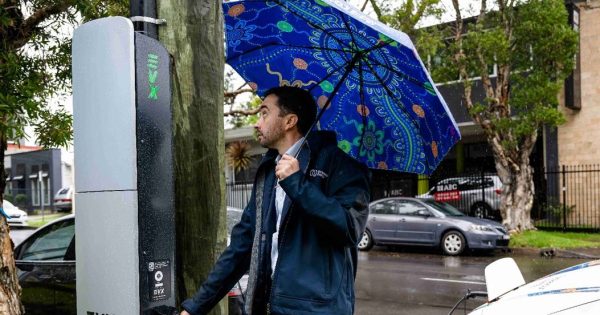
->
[255,94,286,149]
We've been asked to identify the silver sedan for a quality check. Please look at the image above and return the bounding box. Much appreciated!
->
[358,197,509,255]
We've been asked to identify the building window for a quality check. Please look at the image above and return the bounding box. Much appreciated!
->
[43,175,50,206]
[31,179,40,206]
[4,169,11,196]
[4,182,12,196]
[30,164,51,207]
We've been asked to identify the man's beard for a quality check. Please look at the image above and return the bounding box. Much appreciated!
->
[257,127,283,149]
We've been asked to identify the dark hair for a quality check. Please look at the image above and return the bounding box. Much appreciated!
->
[264,86,317,136]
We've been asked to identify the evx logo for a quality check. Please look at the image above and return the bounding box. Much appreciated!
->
[147,53,159,100]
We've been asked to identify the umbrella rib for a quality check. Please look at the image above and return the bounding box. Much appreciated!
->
[361,59,425,152]
[226,42,351,62]
[340,12,360,54]
[304,54,362,142]
[268,0,354,54]
[353,39,430,90]
[361,39,394,55]
[340,12,370,156]
[307,58,354,93]
[362,58,428,90]
[357,57,368,159]
[297,61,358,158]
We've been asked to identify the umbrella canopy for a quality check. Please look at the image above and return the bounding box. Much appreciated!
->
[223,0,461,175]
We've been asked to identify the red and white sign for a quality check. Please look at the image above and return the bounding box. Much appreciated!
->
[434,190,461,202]
[434,183,461,201]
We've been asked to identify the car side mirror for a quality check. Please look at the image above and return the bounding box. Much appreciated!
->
[16,262,34,272]
[416,210,431,217]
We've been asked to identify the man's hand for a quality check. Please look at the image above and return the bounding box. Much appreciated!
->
[180,311,190,315]
[275,154,300,181]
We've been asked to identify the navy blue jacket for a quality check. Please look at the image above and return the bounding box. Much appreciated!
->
[182,131,371,314]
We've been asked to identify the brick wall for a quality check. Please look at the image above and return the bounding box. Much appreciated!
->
[555,1,600,227]
[558,1,600,165]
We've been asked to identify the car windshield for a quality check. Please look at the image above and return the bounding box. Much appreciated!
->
[423,200,464,216]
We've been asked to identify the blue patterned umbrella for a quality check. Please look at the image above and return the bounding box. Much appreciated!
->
[223,0,461,175]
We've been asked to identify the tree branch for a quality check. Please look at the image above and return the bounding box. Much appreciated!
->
[369,0,383,21]
[452,0,477,122]
[224,88,254,99]
[10,0,73,50]
[224,107,260,117]
[474,0,498,115]
[360,0,369,12]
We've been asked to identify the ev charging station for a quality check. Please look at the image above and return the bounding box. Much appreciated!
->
[72,17,176,314]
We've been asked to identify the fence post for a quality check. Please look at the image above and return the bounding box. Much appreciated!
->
[562,165,567,231]
[481,168,485,207]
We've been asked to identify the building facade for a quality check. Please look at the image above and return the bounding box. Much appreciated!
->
[4,148,70,212]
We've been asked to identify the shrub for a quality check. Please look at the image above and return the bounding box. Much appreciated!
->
[15,194,27,206]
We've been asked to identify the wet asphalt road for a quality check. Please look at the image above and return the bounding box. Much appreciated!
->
[354,246,590,315]
[8,229,592,314]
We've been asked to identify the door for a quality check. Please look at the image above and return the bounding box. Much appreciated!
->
[395,200,436,244]
[15,218,76,315]
[368,199,400,242]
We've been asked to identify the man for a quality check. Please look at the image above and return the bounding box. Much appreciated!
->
[181,86,370,315]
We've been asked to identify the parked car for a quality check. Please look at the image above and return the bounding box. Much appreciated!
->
[53,186,73,212]
[227,206,247,314]
[416,175,502,220]
[358,197,509,255]
[14,211,247,315]
[449,258,600,314]
[4,200,28,227]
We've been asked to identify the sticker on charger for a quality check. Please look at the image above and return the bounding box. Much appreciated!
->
[148,259,171,302]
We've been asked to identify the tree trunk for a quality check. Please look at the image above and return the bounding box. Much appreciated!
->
[157,1,227,314]
[497,160,536,233]
[0,137,24,314]
[493,133,538,233]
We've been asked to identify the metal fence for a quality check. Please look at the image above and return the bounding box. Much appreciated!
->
[225,164,600,231]
[533,165,600,231]
[416,171,502,220]
[226,182,253,210]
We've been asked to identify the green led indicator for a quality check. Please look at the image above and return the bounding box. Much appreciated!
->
[148,53,159,100]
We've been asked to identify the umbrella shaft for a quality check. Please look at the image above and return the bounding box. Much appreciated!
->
[296,53,362,158]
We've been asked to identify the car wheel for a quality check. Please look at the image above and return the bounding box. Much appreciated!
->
[441,231,466,256]
[358,230,373,251]
[471,202,492,219]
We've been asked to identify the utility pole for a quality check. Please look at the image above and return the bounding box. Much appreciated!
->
[130,0,159,39]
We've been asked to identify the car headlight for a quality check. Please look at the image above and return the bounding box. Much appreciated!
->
[471,224,494,232]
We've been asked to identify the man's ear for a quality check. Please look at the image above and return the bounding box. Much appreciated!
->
[285,114,298,131]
